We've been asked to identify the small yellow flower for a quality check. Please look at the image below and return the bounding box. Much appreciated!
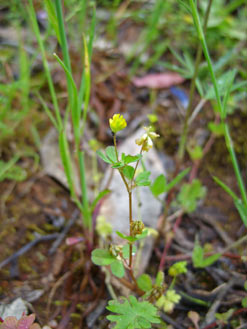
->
[109,114,127,133]
[135,126,159,151]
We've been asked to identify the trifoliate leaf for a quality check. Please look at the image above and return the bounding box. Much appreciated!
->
[96,150,113,164]
[137,274,153,292]
[208,122,224,136]
[135,171,151,186]
[177,179,206,213]
[192,240,221,268]
[188,145,203,161]
[156,290,181,313]
[91,249,116,266]
[110,260,125,278]
[215,309,235,324]
[164,167,190,193]
[168,261,187,277]
[242,297,247,308]
[122,165,135,180]
[112,162,125,168]
[106,295,160,329]
[150,174,166,197]
[97,147,125,168]
[121,153,142,164]
[106,146,118,163]
[192,241,204,266]
[116,229,148,242]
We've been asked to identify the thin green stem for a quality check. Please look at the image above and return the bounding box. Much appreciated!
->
[223,124,247,208]
[113,134,119,161]
[78,150,91,229]
[130,147,143,189]
[189,0,247,210]
[189,0,222,111]
[178,0,213,161]
[113,134,130,192]
[54,0,72,73]
[169,277,177,290]
[80,35,91,138]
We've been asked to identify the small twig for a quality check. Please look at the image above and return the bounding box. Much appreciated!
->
[160,312,185,329]
[46,271,72,317]
[166,209,184,222]
[188,98,207,125]
[0,233,59,270]
[221,233,247,254]
[200,308,247,329]
[202,278,237,327]
[86,300,107,328]
[57,298,78,329]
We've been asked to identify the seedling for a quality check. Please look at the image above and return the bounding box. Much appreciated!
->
[192,239,221,268]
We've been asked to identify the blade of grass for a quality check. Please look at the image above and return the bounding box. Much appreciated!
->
[213,176,239,202]
[44,0,61,44]
[19,32,30,114]
[81,35,91,137]
[54,0,73,108]
[27,0,62,130]
[37,93,59,130]
[178,0,213,160]
[79,36,92,229]
[222,69,236,119]
[189,0,247,212]
[78,150,91,228]
[78,5,96,112]
[53,53,80,148]
[58,130,77,200]
[54,0,71,72]
[88,5,96,61]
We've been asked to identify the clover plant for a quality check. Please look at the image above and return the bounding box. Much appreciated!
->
[92,114,188,328]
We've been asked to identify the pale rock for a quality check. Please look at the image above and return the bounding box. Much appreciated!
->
[0,298,28,320]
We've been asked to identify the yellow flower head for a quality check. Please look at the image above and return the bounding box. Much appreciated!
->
[109,114,127,134]
[135,126,159,152]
